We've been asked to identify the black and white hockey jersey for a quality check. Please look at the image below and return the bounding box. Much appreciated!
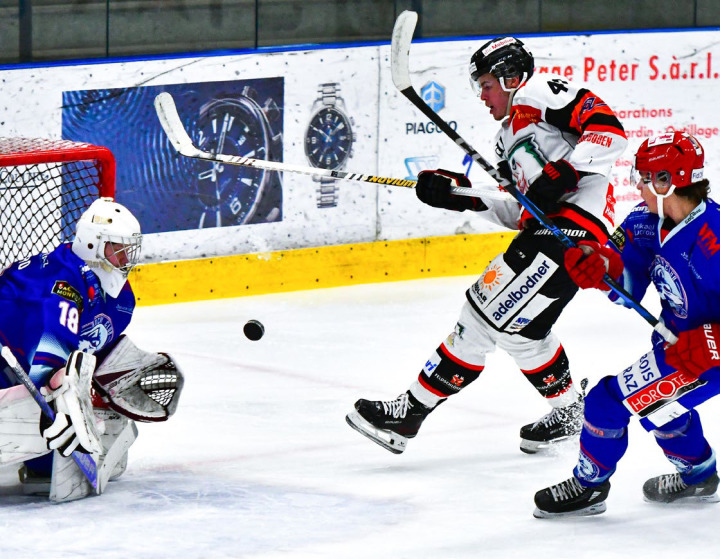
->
[483,73,628,241]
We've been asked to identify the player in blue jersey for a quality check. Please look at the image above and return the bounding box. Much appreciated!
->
[533,131,720,517]
[0,197,183,501]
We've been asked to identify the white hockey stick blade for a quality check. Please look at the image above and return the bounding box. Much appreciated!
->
[391,10,417,91]
[154,92,203,159]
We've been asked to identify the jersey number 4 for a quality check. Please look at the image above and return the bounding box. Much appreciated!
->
[548,78,569,95]
[58,300,79,334]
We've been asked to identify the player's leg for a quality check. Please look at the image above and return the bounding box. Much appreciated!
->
[642,411,719,503]
[346,301,494,454]
[535,347,720,517]
[533,374,630,517]
[496,332,583,453]
[467,226,585,452]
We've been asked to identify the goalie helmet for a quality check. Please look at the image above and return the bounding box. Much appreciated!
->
[631,131,705,191]
[72,197,142,298]
[469,36,534,86]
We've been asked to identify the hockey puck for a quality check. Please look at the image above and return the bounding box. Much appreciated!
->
[243,320,265,341]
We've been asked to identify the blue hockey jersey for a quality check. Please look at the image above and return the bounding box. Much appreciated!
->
[0,243,135,388]
[609,198,720,337]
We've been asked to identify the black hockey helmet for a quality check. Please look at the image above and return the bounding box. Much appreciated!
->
[469,37,534,85]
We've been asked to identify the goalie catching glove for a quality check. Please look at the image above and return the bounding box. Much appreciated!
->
[415,169,487,212]
[664,323,720,379]
[40,351,102,457]
[563,241,623,290]
[92,335,184,422]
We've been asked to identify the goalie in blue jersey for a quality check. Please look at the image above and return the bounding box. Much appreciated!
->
[534,131,720,517]
[0,198,183,502]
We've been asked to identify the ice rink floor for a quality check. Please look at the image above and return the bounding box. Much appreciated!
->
[1,275,719,558]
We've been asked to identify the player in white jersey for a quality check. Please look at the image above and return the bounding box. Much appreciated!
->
[346,37,627,455]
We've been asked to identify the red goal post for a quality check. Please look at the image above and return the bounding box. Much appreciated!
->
[0,138,116,270]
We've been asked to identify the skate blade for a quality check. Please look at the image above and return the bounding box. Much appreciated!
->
[345,410,408,454]
[533,501,607,519]
[644,492,720,504]
[520,435,574,455]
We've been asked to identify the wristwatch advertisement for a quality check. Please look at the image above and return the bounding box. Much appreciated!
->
[61,77,284,234]
[304,82,355,208]
[194,87,283,227]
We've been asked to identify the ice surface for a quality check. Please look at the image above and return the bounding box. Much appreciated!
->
[2,276,719,558]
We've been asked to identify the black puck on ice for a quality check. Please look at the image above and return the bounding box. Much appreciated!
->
[243,319,265,341]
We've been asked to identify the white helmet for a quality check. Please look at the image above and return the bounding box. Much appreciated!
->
[72,197,142,298]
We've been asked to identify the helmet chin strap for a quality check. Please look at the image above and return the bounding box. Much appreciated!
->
[648,183,676,220]
[499,73,528,116]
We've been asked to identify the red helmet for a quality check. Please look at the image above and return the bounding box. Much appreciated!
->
[632,131,705,189]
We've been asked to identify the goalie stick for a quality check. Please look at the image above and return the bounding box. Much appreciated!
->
[0,344,99,493]
[153,91,513,202]
[391,10,677,344]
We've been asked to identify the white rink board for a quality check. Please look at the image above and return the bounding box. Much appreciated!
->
[1,29,719,261]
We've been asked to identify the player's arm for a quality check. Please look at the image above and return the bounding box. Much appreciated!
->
[542,81,628,177]
[563,220,653,303]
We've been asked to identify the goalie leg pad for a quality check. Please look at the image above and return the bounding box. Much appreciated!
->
[0,384,48,465]
[93,335,184,422]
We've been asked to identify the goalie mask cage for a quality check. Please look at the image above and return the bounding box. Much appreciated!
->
[0,138,115,270]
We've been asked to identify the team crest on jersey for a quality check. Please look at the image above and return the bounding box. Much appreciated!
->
[650,257,688,319]
[52,280,84,312]
[79,313,114,352]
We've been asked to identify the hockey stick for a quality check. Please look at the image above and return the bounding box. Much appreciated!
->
[153,92,512,202]
[0,344,99,493]
[391,10,678,344]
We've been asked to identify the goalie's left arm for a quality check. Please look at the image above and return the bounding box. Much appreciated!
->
[92,335,184,422]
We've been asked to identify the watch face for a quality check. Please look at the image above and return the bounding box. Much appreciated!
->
[195,97,270,227]
[305,107,353,170]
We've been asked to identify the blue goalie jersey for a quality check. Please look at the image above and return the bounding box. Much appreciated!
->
[0,243,135,388]
[609,198,720,338]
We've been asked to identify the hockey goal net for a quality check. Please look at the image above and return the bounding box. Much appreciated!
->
[0,138,115,270]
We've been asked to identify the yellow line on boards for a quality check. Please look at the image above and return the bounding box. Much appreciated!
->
[129,232,513,306]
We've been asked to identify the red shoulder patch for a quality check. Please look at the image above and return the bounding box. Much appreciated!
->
[509,104,542,134]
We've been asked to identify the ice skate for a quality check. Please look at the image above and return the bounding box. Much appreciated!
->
[534,477,610,518]
[345,391,433,454]
[643,472,720,504]
[19,465,51,496]
[519,398,583,454]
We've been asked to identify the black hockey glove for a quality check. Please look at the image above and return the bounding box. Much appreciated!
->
[415,169,487,212]
[525,160,580,214]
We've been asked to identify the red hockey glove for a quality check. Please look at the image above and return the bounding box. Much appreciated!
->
[664,323,720,379]
[525,160,580,213]
[563,241,623,290]
[415,169,487,212]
